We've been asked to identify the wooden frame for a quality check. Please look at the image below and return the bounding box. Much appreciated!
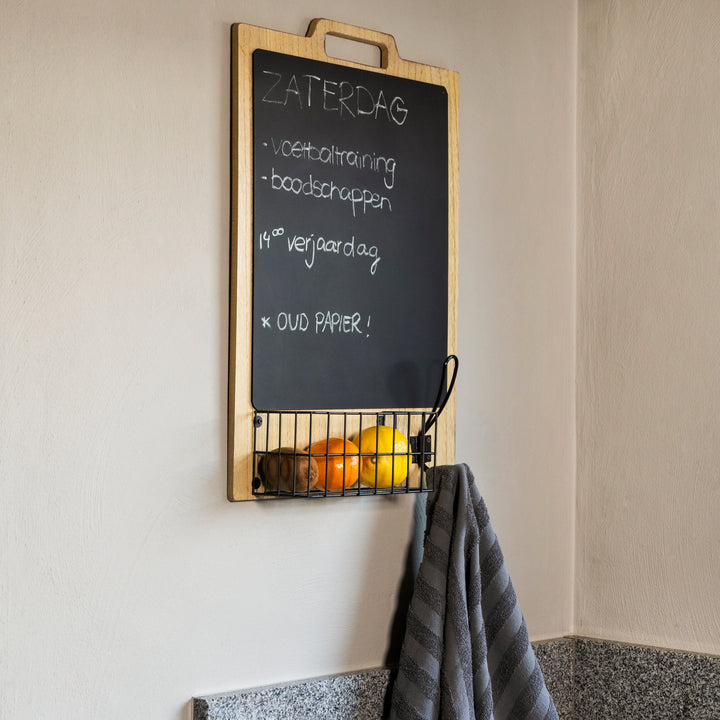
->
[229,19,458,500]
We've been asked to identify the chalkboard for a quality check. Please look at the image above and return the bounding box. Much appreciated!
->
[252,49,449,410]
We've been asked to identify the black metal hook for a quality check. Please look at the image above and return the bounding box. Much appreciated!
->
[424,354,458,434]
[411,355,459,471]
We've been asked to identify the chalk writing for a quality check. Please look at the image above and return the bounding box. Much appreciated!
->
[265,138,396,189]
[258,226,381,277]
[276,312,309,332]
[269,168,391,217]
[271,168,392,217]
[251,49,449,410]
[258,226,284,250]
[263,311,372,338]
[260,70,408,126]
[287,232,380,276]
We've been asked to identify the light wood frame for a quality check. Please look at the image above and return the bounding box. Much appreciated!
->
[229,19,458,501]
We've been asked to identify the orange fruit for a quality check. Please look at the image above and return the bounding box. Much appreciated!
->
[353,426,410,488]
[307,438,360,491]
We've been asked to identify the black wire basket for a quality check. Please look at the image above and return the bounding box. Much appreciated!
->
[251,355,458,498]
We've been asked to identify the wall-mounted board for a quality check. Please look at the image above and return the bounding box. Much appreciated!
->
[229,19,458,500]
[252,49,449,411]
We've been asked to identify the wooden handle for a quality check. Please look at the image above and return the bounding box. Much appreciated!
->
[306,18,402,72]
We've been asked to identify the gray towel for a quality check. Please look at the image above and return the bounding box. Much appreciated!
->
[389,464,558,720]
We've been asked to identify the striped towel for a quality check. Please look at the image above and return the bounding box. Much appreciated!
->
[389,464,558,720]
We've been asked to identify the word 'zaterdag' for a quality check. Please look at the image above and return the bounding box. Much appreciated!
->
[261,70,408,126]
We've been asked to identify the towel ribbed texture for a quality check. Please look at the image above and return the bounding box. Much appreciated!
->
[389,464,558,720]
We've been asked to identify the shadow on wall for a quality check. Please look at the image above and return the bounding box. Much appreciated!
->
[383,493,427,667]
[344,492,427,715]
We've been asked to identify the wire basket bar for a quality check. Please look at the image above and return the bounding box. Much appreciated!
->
[252,409,438,498]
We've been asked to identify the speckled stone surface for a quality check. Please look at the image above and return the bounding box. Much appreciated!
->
[193,638,720,719]
[193,640,570,719]
[193,668,392,720]
[535,637,575,720]
[574,637,720,720]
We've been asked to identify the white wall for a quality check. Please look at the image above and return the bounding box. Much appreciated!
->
[455,1,577,640]
[577,0,720,655]
[0,1,577,718]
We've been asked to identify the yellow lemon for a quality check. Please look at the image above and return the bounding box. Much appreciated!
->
[353,425,410,488]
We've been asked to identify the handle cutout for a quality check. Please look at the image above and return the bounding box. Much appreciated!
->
[324,34,382,68]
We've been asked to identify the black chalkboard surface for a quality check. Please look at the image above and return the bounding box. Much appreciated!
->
[252,49,448,411]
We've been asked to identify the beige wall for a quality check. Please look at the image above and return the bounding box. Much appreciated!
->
[0,1,576,718]
[577,0,720,654]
